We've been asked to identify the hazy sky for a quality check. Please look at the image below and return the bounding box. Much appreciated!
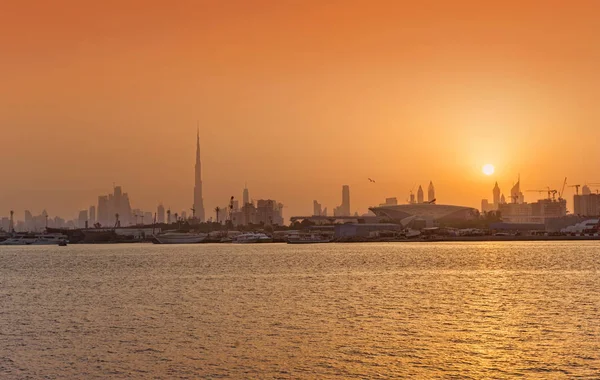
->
[2,0,600,220]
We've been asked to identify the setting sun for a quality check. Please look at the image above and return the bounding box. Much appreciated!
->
[482,164,495,176]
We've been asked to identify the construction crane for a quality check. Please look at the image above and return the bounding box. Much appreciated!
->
[526,188,557,200]
[569,184,581,195]
[559,177,567,199]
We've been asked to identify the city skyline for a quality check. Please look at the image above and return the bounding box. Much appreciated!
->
[2,1,600,221]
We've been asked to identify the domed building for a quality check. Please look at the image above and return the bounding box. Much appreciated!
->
[369,203,479,225]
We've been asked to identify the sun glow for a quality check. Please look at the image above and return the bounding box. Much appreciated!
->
[482,164,495,176]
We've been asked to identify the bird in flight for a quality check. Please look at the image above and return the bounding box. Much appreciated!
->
[368,178,376,183]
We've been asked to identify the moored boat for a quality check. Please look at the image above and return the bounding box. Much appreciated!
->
[232,233,273,244]
[287,233,332,244]
[152,231,207,244]
[0,233,69,246]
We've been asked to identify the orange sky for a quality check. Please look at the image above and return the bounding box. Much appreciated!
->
[1,0,600,220]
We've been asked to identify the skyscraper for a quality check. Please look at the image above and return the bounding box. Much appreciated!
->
[193,127,205,222]
[428,181,435,202]
[334,185,351,216]
[493,182,501,206]
[243,184,249,206]
[313,200,322,216]
[97,195,109,226]
[157,204,165,223]
[417,185,424,203]
[342,185,350,215]
[89,205,96,225]
[510,175,524,204]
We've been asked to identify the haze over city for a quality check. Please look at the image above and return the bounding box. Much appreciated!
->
[2,0,600,220]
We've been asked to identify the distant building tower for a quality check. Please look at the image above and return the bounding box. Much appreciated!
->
[342,185,350,216]
[97,195,109,227]
[193,127,206,222]
[417,185,424,204]
[9,210,14,233]
[243,184,249,206]
[501,193,506,204]
[493,182,501,206]
[582,185,592,195]
[78,210,88,229]
[428,181,435,202]
[313,200,322,216]
[510,175,524,204]
[157,204,165,223]
[89,206,96,225]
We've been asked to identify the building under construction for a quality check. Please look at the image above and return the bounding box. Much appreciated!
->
[573,185,600,216]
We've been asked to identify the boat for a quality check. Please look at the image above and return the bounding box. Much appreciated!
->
[0,233,69,246]
[287,233,332,244]
[232,233,273,244]
[152,231,207,244]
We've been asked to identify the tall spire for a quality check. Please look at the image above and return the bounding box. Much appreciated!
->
[193,123,205,222]
[427,181,435,202]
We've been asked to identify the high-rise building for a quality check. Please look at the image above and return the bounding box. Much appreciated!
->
[78,210,88,228]
[89,206,96,225]
[493,182,501,206]
[243,185,249,206]
[574,193,600,216]
[342,185,350,215]
[0,217,9,232]
[97,186,133,227]
[193,128,206,222]
[143,212,153,225]
[313,200,322,216]
[334,185,351,216]
[428,181,435,202]
[157,204,165,223]
[256,199,284,225]
[97,195,109,226]
[417,185,424,204]
[510,175,524,204]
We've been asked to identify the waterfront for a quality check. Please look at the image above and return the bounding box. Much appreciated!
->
[1,242,599,378]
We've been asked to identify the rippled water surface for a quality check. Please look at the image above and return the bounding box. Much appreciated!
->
[1,242,599,379]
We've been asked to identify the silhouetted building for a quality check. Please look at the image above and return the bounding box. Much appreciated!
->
[313,200,323,216]
[157,204,165,223]
[78,210,88,229]
[334,185,351,216]
[243,185,249,206]
[380,197,398,207]
[481,199,492,213]
[482,182,503,212]
[493,182,501,206]
[0,217,9,232]
[143,212,153,225]
[417,185,424,204]
[573,193,600,216]
[97,195,109,226]
[97,186,132,227]
[193,128,206,222]
[510,175,525,204]
[89,206,96,225]
[256,199,284,225]
[428,181,435,202]
[498,198,566,223]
